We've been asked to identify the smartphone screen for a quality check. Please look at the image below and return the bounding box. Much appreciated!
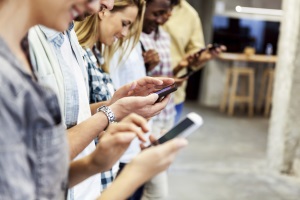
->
[156,85,175,95]
[157,118,194,144]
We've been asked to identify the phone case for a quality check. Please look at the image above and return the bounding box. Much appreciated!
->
[155,84,177,103]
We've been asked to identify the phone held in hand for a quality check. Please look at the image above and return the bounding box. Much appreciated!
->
[177,43,222,79]
[177,68,195,79]
[148,112,203,147]
[155,83,177,103]
[208,43,221,51]
[195,43,221,57]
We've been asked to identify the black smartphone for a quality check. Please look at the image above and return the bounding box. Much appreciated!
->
[145,112,203,147]
[208,43,221,51]
[155,83,177,103]
[194,43,221,57]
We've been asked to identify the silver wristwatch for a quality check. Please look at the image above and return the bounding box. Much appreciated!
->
[97,105,116,124]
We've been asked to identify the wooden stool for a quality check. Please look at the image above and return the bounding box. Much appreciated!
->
[220,67,255,117]
[257,68,275,116]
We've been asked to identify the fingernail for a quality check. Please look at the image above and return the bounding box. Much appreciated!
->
[176,138,188,148]
[130,82,136,90]
[145,124,150,132]
[150,93,158,97]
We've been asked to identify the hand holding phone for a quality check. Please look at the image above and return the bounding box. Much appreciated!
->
[193,43,221,58]
[147,112,203,147]
[154,83,177,103]
[177,44,225,79]
[177,68,195,79]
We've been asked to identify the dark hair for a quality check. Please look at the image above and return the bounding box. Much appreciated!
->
[171,0,180,6]
[146,0,180,7]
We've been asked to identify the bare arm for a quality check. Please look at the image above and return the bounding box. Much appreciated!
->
[68,136,188,199]
[68,77,174,159]
[68,114,149,187]
[67,112,108,160]
[99,138,188,200]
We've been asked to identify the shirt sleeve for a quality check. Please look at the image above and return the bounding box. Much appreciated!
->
[185,13,205,54]
[0,87,35,199]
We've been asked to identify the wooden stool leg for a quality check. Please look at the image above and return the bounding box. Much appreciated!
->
[264,71,274,117]
[257,70,267,113]
[220,68,231,113]
[248,71,255,117]
[228,70,238,116]
[239,75,247,113]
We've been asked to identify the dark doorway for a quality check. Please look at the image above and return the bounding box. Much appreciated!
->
[186,68,204,100]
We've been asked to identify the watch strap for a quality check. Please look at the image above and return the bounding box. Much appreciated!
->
[97,105,116,124]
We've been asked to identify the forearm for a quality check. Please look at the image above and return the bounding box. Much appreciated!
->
[173,64,185,76]
[99,164,145,200]
[67,112,108,159]
[68,155,99,188]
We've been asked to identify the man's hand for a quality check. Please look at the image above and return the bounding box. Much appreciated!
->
[143,49,160,72]
[89,113,149,172]
[109,76,174,105]
[174,44,226,77]
[188,44,227,67]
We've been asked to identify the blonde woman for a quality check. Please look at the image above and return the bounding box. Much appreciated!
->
[75,0,147,194]
[75,0,145,103]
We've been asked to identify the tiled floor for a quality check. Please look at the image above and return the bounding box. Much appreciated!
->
[166,102,300,200]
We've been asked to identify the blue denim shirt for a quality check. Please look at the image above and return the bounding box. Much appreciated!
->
[38,23,89,129]
[0,37,69,199]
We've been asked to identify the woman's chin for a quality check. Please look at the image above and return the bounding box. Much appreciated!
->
[100,38,116,46]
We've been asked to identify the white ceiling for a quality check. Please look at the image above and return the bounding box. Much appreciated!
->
[215,0,282,22]
[216,0,282,10]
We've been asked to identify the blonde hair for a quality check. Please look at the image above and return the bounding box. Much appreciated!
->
[75,0,146,72]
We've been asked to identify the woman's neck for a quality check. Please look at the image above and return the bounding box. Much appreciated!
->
[89,44,94,50]
[0,1,36,74]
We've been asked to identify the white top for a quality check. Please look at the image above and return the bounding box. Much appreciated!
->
[110,39,152,163]
[110,40,146,88]
[61,34,100,200]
